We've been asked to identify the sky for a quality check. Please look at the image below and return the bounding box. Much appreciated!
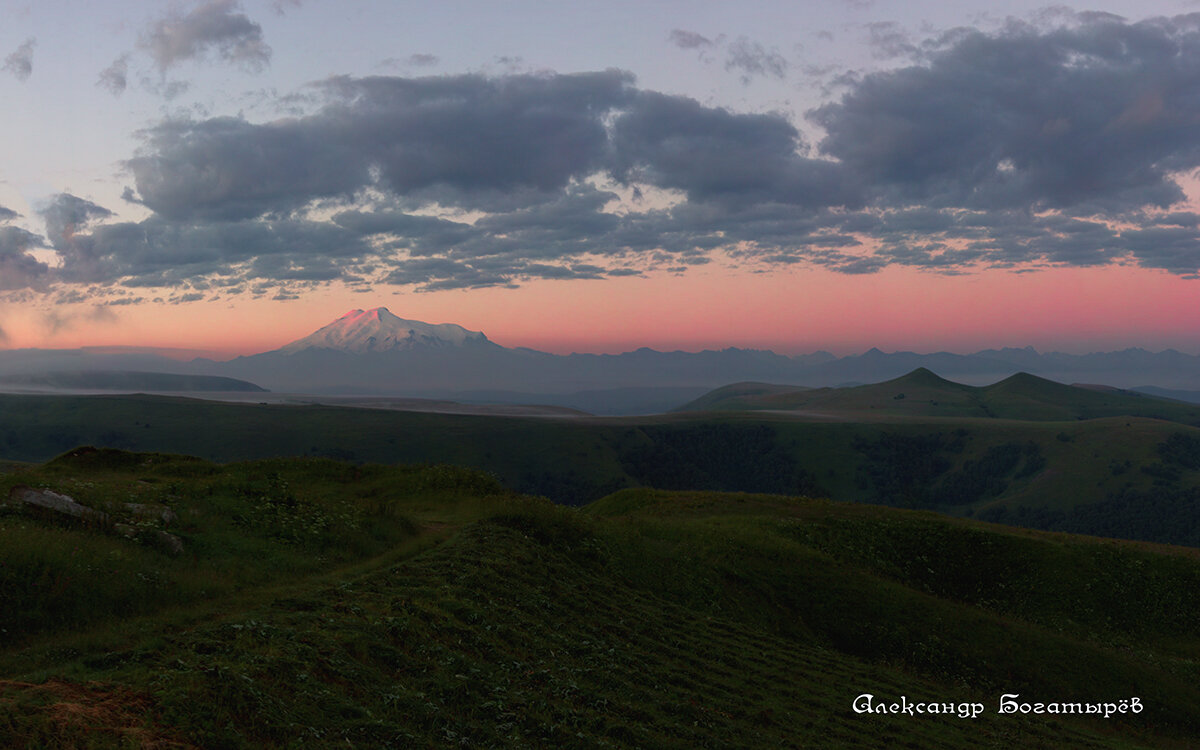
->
[3,0,1200,356]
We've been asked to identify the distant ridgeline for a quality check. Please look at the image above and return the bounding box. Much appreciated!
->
[0,370,267,392]
[3,367,1200,547]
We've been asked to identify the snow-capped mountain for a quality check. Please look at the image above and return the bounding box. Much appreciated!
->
[276,308,489,354]
[17,304,1200,413]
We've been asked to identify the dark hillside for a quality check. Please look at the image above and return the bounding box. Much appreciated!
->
[0,454,1196,748]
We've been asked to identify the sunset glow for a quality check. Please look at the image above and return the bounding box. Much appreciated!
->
[2,1,1200,358]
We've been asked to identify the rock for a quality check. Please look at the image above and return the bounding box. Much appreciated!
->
[145,530,185,556]
[8,486,110,527]
[124,502,179,526]
[7,486,183,554]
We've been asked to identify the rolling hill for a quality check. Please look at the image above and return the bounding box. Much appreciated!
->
[677,368,1200,424]
[7,363,1200,548]
[0,450,1196,748]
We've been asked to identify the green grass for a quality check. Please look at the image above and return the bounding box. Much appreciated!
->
[8,393,1200,548]
[1,453,1198,747]
[0,449,511,644]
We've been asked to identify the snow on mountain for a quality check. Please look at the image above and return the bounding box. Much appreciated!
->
[276,308,490,354]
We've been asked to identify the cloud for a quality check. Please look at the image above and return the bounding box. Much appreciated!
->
[0,226,49,290]
[12,16,1200,300]
[724,37,787,82]
[810,14,1200,214]
[864,22,917,59]
[42,305,119,335]
[610,91,859,208]
[668,29,716,50]
[3,37,34,82]
[669,30,786,82]
[140,0,271,73]
[40,194,113,247]
[127,115,369,220]
[406,53,439,67]
[0,205,19,222]
[128,70,637,219]
[42,202,374,287]
[97,54,130,95]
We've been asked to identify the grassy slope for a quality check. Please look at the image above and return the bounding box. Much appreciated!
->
[7,393,1200,547]
[0,452,1198,748]
[672,382,811,412]
[0,394,634,504]
[676,368,1200,424]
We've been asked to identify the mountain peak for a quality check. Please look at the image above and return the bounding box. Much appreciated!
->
[887,367,961,387]
[277,308,489,354]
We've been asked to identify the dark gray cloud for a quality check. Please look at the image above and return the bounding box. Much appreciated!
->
[12,15,1200,300]
[42,202,373,288]
[127,116,369,220]
[128,70,636,219]
[0,226,49,290]
[40,194,113,248]
[610,91,860,208]
[325,72,633,206]
[811,14,1200,214]
[140,0,271,73]
[97,54,130,95]
[0,204,45,291]
[3,37,34,82]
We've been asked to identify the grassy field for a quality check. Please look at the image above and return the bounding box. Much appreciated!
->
[1,450,1197,747]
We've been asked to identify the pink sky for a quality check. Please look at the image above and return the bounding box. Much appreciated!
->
[4,5,1200,362]
[6,261,1199,358]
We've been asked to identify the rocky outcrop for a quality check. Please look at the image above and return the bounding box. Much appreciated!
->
[6,486,110,527]
[4,486,183,555]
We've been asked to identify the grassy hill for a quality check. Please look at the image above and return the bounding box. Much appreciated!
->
[0,450,1197,747]
[8,392,1200,547]
[677,368,1200,424]
[670,381,811,412]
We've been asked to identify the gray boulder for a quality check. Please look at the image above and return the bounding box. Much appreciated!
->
[7,486,110,527]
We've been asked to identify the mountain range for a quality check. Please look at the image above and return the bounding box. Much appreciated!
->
[6,306,1200,413]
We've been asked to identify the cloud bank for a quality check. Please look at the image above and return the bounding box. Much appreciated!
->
[14,13,1200,300]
